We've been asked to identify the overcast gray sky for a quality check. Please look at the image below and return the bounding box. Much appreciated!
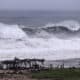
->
[0,0,79,10]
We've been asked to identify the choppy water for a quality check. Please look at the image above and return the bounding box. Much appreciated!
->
[0,11,80,60]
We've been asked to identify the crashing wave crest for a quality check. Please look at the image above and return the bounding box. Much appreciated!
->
[43,20,80,31]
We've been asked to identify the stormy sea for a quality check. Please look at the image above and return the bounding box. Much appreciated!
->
[0,10,80,61]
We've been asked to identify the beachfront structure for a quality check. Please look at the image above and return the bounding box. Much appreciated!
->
[1,58,45,70]
[1,58,80,70]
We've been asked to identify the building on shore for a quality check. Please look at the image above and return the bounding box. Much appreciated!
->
[0,57,45,70]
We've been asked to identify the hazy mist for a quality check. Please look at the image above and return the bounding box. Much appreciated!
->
[0,0,79,11]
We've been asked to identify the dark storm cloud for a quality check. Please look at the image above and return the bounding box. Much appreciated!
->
[0,0,79,10]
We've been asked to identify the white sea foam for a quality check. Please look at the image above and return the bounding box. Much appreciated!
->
[0,21,80,60]
[0,23,27,39]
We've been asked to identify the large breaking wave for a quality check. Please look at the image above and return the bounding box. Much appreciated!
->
[0,20,80,60]
[22,20,80,39]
